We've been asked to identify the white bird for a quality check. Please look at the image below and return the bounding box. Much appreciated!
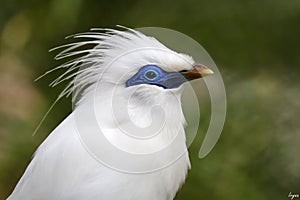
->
[8,27,213,200]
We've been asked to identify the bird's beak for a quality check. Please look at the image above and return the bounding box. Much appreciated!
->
[180,63,214,81]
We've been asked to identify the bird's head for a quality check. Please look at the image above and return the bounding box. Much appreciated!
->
[55,28,213,104]
[51,28,213,126]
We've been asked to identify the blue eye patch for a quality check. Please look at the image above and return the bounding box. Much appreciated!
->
[126,65,188,89]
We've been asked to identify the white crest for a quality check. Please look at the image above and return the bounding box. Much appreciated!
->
[38,26,195,105]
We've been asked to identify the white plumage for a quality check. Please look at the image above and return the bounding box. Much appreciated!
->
[8,27,213,200]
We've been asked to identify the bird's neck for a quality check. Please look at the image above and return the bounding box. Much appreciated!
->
[77,84,187,154]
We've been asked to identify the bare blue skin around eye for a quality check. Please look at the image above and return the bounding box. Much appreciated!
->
[126,65,188,89]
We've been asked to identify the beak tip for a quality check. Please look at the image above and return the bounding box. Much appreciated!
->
[200,68,214,76]
[192,63,214,77]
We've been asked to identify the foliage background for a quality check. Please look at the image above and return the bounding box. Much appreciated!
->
[0,0,299,199]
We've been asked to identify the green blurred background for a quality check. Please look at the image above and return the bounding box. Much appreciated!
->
[0,0,299,199]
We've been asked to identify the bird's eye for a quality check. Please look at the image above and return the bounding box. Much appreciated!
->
[144,70,158,81]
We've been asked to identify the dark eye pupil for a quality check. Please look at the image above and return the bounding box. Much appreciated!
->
[145,71,157,79]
